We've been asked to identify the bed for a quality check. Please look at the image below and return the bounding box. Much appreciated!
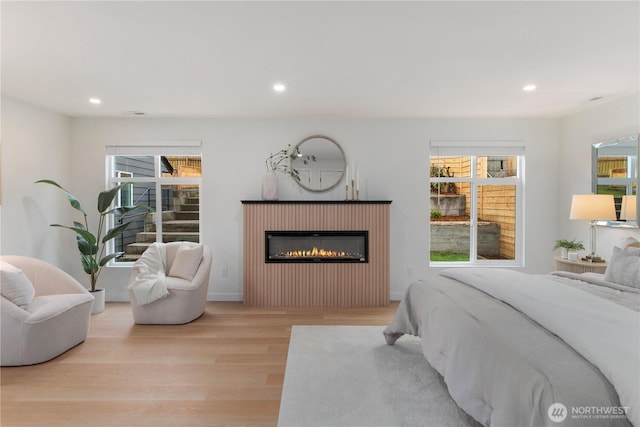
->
[384,242,640,427]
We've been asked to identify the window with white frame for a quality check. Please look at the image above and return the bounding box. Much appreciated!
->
[116,171,134,207]
[429,142,524,266]
[106,143,202,263]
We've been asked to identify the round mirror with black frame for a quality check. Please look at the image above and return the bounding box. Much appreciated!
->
[290,135,346,192]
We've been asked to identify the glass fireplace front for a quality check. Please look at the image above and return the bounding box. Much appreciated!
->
[265,230,368,263]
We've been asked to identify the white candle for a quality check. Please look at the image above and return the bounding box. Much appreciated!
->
[357,171,360,191]
[345,165,349,186]
[352,162,356,182]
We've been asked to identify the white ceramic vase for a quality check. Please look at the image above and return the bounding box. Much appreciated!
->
[262,171,279,200]
[560,247,568,259]
[91,288,106,314]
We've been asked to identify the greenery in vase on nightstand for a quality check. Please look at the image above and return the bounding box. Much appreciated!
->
[553,239,586,251]
[553,239,585,260]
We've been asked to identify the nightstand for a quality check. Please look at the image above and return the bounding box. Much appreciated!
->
[554,256,608,274]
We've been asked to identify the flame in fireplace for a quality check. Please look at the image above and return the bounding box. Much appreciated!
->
[285,247,346,258]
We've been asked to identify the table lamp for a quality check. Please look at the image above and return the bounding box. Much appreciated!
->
[620,195,637,221]
[569,194,616,262]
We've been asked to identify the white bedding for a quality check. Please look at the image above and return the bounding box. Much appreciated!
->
[441,268,640,427]
[549,271,640,310]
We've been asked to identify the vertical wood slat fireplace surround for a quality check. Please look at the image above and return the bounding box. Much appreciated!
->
[242,201,391,306]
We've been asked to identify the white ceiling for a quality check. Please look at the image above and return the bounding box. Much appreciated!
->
[2,1,638,119]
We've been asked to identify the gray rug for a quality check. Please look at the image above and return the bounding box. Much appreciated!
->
[278,325,481,427]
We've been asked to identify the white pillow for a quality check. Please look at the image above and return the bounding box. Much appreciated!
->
[604,247,640,289]
[0,260,36,309]
[616,236,640,250]
[168,244,203,280]
[622,236,640,249]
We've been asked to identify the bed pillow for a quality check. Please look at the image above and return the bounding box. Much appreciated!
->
[168,244,203,280]
[0,260,36,309]
[618,236,640,250]
[604,246,640,289]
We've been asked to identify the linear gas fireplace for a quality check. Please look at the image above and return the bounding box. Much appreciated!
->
[265,230,368,263]
[242,200,390,306]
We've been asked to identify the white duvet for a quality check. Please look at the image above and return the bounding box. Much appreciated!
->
[441,268,640,427]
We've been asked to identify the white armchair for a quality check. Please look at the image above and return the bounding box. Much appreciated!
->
[128,242,212,324]
[0,255,94,366]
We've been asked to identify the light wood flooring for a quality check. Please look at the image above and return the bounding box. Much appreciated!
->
[1,301,399,427]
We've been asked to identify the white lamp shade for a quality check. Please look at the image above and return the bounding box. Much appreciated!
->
[620,195,637,220]
[569,194,617,220]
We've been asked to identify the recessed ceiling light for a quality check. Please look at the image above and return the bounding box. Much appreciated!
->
[522,84,536,92]
[273,83,286,93]
[89,97,102,104]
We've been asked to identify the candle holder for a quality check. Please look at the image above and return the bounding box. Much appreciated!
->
[356,189,360,201]
[345,184,349,201]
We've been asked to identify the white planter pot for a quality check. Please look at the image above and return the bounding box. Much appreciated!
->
[262,171,279,200]
[90,288,106,314]
[559,247,568,259]
[567,251,579,262]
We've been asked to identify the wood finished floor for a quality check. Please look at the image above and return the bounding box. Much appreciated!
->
[1,301,399,427]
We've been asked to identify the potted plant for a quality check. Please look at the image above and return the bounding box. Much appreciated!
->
[36,179,153,313]
[553,239,585,260]
[262,144,304,200]
[265,144,305,178]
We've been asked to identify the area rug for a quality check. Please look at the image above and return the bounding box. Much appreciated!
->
[277,325,481,427]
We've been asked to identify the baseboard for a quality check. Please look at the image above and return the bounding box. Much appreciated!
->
[390,292,404,301]
[208,292,243,301]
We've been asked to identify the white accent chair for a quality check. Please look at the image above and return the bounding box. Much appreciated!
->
[0,256,94,366]
[128,242,212,324]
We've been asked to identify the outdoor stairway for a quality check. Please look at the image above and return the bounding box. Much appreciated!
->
[121,191,199,262]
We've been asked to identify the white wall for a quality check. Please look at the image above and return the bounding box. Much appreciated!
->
[559,94,640,259]
[0,96,76,269]
[69,117,561,301]
[5,94,636,302]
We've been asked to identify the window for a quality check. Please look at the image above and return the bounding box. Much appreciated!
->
[116,171,134,207]
[106,143,202,263]
[429,142,524,266]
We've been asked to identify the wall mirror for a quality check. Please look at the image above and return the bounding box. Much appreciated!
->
[592,134,638,228]
[291,135,346,192]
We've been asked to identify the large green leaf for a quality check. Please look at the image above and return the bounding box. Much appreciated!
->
[97,183,133,214]
[100,252,124,266]
[70,221,97,255]
[51,224,97,250]
[102,221,132,244]
[80,254,99,275]
[73,221,87,231]
[76,233,93,256]
[36,179,87,215]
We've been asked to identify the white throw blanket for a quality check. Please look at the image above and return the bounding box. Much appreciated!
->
[128,243,169,305]
[441,268,640,427]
